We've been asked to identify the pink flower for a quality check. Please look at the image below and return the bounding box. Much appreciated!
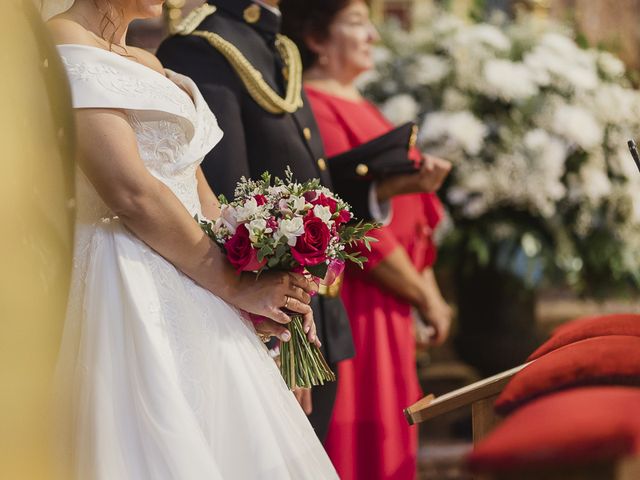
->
[321,259,345,286]
[225,224,267,273]
[291,213,331,266]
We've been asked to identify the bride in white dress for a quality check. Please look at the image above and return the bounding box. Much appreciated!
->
[42,1,338,478]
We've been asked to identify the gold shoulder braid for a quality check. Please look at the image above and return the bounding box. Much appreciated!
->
[190,31,304,114]
[172,4,217,36]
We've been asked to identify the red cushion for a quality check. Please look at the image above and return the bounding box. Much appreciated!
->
[468,387,640,473]
[496,335,640,414]
[528,313,640,360]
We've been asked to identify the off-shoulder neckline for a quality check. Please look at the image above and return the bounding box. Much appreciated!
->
[57,43,196,104]
[58,44,169,79]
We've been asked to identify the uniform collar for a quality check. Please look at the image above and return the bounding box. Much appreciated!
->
[207,0,281,37]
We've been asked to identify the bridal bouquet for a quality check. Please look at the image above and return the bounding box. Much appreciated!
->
[199,169,376,389]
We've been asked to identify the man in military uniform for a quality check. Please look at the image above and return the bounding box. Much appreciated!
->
[156,0,378,441]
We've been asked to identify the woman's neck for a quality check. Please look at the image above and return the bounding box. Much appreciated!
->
[303,67,362,102]
[65,1,130,49]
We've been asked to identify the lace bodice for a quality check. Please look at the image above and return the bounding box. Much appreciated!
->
[58,44,223,222]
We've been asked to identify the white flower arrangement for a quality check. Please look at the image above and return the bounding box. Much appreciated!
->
[363,11,640,295]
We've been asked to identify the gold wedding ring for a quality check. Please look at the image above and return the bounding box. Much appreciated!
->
[283,295,290,309]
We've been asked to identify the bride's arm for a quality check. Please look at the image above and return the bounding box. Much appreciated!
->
[196,167,221,220]
[76,107,314,326]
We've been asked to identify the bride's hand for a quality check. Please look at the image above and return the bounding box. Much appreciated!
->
[232,271,316,325]
[254,314,320,347]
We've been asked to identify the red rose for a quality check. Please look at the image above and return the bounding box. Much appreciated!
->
[311,193,338,213]
[291,214,331,266]
[334,209,352,227]
[253,194,268,206]
[225,224,266,273]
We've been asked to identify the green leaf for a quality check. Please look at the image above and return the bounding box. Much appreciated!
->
[306,262,329,279]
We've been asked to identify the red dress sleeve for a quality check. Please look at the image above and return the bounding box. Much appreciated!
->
[306,89,402,272]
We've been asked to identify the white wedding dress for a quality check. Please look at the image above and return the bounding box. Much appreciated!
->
[56,44,338,480]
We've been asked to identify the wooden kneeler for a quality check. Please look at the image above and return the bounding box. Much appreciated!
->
[404,363,530,443]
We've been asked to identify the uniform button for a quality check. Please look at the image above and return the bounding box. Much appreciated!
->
[355,163,369,176]
[317,158,327,171]
[243,4,261,23]
[303,128,311,141]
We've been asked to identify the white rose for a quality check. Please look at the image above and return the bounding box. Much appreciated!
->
[235,198,260,222]
[248,218,268,243]
[277,217,305,246]
[288,195,307,213]
[313,204,333,223]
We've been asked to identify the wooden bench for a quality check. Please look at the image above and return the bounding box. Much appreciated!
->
[404,363,529,443]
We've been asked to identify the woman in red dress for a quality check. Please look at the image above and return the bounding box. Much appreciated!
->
[282,1,454,479]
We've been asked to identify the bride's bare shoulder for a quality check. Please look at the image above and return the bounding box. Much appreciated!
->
[46,17,97,47]
[127,47,166,77]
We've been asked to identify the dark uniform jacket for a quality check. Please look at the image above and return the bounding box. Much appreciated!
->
[157,0,358,364]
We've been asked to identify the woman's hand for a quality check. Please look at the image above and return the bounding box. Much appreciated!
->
[376,154,452,202]
[234,271,314,323]
[417,298,452,346]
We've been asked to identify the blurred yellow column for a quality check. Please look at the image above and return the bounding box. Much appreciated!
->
[0,1,75,479]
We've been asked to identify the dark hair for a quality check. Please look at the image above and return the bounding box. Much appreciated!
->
[280,0,358,69]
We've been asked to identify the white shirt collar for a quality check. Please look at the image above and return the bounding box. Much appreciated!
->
[253,0,281,17]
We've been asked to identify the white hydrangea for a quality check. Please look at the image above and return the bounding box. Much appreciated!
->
[524,33,599,91]
[577,161,612,204]
[442,88,471,111]
[405,54,451,88]
[585,84,640,125]
[372,45,392,65]
[421,111,488,156]
[482,59,539,101]
[431,12,465,38]
[355,69,381,90]
[452,24,511,53]
[610,145,640,181]
[524,129,567,200]
[380,94,419,125]
[550,104,603,151]
[597,51,626,79]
